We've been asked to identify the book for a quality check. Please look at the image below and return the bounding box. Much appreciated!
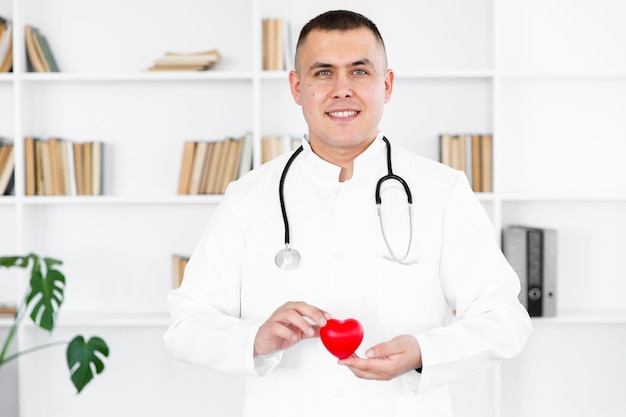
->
[24,25,47,72]
[218,137,243,194]
[91,141,103,195]
[177,141,197,194]
[24,25,59,72]
[73,142,84,195]
[187,141,209,194]
[479,134,493,192]
[24,137,37,195]
[439,133,493,192]
[22,138,104,196]
[502,225,557,317]
[0,140,15,195]
[148,49,220,71]
[209,140,228,194]
[32,27,60,72]
[199,141,216,194]
[178,135,252,195]
[34,139,46,195]
[47,137,64,195]
[0,304,17,317]
[263,18,290,70]
[0,18,13,72]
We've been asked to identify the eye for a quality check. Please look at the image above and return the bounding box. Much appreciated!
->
[353,69,368,75]
[315,69,331,77]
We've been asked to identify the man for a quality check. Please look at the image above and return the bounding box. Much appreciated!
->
[165,10,532,416]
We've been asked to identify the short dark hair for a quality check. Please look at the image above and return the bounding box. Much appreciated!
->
[294,10,387,68]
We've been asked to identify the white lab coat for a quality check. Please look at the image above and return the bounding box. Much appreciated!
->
[164,133,532,417]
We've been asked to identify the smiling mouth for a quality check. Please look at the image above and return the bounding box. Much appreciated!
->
[327,110,358,118]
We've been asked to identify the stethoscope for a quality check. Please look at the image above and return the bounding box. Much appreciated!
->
[275,136,417,269]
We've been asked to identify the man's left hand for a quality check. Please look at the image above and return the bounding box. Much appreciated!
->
[338,335,422,380]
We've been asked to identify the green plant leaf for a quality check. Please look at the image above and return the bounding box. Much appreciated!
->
[66,336,110,393]
[25,265,65,331]
[0,255,34,269]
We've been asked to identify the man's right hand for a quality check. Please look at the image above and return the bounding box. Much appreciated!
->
[253,301,331,356]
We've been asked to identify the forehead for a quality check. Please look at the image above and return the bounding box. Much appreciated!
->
[296,28,386,69]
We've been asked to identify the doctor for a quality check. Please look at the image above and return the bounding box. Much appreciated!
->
[164,9,532,417]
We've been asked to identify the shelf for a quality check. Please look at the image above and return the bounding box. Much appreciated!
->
[22,311,171,328]
[18,194,224,206]
[14,194,509,206]
[15,71,255,82]
[0,196,16,205]
[8,310,626,329]
[3,1,626,416]
[533,310,626,324]
[1,312,170,328]
[499,193,626,202]
[498,70,626,78]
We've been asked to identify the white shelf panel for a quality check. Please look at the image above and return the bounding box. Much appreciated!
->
[535,310,626,324]
[19,194,223,206]
[10,310,626,329]
[499,70,626,79]
[21,311,171,328]
[500,193,626,202]
[17,71,255,82]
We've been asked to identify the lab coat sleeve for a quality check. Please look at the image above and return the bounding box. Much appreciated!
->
[163,187,274,376]
[414,172,532,393]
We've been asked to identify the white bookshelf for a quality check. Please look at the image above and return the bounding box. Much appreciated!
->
[1,0,625,416]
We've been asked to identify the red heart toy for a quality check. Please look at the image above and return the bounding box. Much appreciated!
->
[320,318,364,359]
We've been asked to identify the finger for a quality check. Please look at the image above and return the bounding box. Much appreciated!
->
[259,319,300,343]
[365,341,398,359]
[341,357,395,381]
[277,302,331,337]
[277,308,320,338]
[287,301,331,327]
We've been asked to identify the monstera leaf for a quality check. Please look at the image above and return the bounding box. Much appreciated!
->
[25,257,65,331]
[67,335,110,393]
[1,254,110,394]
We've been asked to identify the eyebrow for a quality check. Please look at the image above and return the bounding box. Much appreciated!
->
[308,58,375,72]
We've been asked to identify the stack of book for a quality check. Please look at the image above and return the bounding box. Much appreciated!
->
[439,133,493,192]
[502,225,558,317]
[0,139,14,195]
[177,133,252,195]
[262,17,292,70]
[0,304,17,317]
[24,137,104,196]
[0,16,13,72]
[148,49,220,71]
[24,24,59,72]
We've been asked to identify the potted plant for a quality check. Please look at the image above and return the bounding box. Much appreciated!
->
[0,253,109,393]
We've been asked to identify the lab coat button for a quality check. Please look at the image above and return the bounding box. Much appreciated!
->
[334,391,344,398]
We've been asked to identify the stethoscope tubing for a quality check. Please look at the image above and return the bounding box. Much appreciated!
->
[276,136,416,268]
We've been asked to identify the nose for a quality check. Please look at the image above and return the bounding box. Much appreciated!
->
[331,73,353,99]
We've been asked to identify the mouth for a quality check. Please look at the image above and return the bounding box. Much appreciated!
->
[326,110,359,118]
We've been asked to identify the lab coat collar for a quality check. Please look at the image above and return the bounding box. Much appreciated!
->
[299,132,386,184]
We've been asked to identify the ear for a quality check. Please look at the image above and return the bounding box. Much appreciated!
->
[384,69,394,103]
[289,70,302,105]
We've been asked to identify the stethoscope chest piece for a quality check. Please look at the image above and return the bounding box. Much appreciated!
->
[275,245,301,269]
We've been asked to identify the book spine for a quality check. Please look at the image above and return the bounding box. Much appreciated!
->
[526,228,543,317]
[542,229,558,317]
